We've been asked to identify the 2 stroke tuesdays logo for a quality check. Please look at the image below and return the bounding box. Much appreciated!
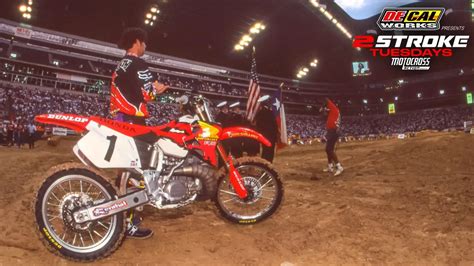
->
[353,7,469,71]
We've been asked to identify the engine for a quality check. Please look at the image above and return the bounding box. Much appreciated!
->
[162,175,201,204]
[144,147,217,208]
[157,155,202,205]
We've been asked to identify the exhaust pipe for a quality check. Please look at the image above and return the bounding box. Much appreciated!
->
[173,164,218,200]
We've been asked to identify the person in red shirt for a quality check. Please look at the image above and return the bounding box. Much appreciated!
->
[321,98,344,176]
[111,28,168,240]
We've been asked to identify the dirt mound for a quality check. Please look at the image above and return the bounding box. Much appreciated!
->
[0,132,472,265]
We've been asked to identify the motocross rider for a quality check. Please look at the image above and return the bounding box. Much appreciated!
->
[110,27,168,239]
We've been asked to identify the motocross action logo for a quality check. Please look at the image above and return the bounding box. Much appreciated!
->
[353,7,470,71]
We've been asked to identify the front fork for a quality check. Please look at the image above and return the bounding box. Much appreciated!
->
[216,143,248,199]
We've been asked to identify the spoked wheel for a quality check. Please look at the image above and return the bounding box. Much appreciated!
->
[215,157,283,224]
[35,166,125,262]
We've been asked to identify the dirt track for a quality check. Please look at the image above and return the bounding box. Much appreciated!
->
[0,132,473,265]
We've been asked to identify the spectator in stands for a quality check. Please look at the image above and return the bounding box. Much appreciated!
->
[6,122,14,147]
[27,122,36,149]
[0,84,472,143]
[15,122,24,148]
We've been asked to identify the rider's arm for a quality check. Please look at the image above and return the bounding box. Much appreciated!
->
[135,59,168,101]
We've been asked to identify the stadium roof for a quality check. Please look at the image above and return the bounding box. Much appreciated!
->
[1,0,473,83]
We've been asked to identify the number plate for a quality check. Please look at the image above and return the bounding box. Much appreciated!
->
[77,121,141,168]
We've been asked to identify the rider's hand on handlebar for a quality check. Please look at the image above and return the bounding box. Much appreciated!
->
[153,81,168,94]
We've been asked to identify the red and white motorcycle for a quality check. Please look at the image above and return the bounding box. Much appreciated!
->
[34,94,283,261]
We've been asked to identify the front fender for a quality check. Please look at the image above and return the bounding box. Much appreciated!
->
[220,127,271,147]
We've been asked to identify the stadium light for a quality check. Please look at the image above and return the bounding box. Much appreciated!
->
[417,93,422,99]
[363,99,368,104]
[310,1,353,40]
[27,6,32,12]
[242,35,252,42]
[394,96,399,101]
[439,89,445,95]
[250,28,260,34]
[462,86,467,92]
[310,0,320,8]
[296,59,318,78]
[254,23,265,30]
[323,10,333,20]
[10,52,17,58]
[234,21,266,52]
[145,5,159,26]
[28,0,33,5]
[19,5,27,12]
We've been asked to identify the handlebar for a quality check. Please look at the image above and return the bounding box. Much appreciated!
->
[175,95,189,105]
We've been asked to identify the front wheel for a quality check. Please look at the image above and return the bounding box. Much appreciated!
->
[34,164,125,262]
[215,157,283,224]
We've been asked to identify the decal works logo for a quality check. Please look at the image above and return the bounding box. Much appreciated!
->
[354,7,469,71]
[377,8,445,31]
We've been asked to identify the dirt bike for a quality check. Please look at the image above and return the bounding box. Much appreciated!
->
[33,94,283,261]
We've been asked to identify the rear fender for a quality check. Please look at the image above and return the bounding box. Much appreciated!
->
[35,114,90,133]
[220,127,271,147]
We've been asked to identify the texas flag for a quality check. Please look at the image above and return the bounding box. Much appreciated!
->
[271,83,288,149]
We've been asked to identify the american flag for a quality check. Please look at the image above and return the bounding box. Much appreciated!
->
[245,49,261,122]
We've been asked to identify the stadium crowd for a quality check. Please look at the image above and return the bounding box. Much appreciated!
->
[287,106,472,141]
[1,85,472,146]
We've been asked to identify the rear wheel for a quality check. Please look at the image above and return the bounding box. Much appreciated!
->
[215,157,283,224]
[34,165,125,262]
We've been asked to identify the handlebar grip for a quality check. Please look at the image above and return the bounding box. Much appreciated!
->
[175,95,189,105]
